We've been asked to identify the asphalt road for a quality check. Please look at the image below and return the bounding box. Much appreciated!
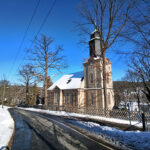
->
[9,108,115,150]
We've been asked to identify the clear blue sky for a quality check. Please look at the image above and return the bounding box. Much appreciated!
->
[0,0,129,84]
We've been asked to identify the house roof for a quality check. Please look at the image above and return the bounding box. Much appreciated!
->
[48,71,84,90]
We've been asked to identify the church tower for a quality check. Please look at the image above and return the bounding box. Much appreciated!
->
[83,30,114,110]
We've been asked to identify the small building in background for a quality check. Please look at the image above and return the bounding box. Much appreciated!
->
[118,101,150,112]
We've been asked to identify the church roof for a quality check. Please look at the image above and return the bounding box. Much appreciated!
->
[48,71,84,90]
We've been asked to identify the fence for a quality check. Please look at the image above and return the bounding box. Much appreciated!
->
[33,105,150,123]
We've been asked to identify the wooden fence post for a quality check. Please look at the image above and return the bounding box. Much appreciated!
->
[142,113,146,131]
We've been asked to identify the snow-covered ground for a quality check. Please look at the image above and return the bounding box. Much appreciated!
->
[70,120,150,150]
[20,107,150,150]
[20,107,143,127]
[0,106,14,149]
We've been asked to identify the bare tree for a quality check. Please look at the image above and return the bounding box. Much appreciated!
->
[29,34,66,105]
[124,0,150,55]
[77,0,133,110]
[115,0,150,102]
[18,64,35,104]
[113,81,125,108]
[113,81,134,109]
[128,50,150,102]
[123,71,143,111]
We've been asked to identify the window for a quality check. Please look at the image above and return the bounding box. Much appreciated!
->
[63,95,65,104]
[97,69,101,87]
[65,95,67,104]
[67,79,71,84]
[56,93,59,103]
[73,94,76,106]
[108,93,111,105]
[91,93,94,105]
[69,94,72,104]
[107,75,109,84]
[50,92,54,100]
[63,94,67,104]
[90,73,94,83]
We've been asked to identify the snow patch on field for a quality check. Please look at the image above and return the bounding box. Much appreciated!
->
[0,106,14,148]
[70,120,150,150]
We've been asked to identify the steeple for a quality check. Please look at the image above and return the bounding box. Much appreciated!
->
[89,29,101,58]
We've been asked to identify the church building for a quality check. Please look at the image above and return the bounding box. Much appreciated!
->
[47,30,114,110]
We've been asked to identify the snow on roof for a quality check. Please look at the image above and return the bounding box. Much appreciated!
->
[48,71,84,90]
[90,37,100,41]
[93,56,100,60]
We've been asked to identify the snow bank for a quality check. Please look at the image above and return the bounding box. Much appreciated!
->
[0,106,14,148]
[21,107,143,127]
[70,120,150,150]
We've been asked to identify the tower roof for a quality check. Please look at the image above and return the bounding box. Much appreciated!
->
[90,29,100,40]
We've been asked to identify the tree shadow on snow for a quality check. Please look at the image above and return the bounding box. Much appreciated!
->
[0,146,9,150]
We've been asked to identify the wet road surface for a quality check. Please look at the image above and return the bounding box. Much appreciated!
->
[9,108,114,150]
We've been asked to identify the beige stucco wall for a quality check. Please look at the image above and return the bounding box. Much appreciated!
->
[78,80,85,108]
[83,57,114,110]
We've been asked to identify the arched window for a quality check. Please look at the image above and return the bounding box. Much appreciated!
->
[107,75,109,84]
[97,69,101,87]
[69,93,72,104]
[56,93,59,103]
[91,93,94,105]
[63,94,67,104]
[108,93,111,105]
[90,73,94,83]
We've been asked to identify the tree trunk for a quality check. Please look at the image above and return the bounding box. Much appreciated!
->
[44,44,48,106]
[102,51,107,112]
[44,70,48,105]
[26,80,29,105]
[137,92,141,112]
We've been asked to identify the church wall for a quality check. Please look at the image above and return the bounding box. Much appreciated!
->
[53,88,60,105]
[47,87,60,106]
[62,89,78,107]
[84,59,103,89]
[85,89,104,109]
[107,89,114,109]
[78,89,85,108]
[84,57,114,110]
[106,63,113,88]
[47,91,54,105]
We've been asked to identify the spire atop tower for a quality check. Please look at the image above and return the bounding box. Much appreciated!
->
[94,21,98,31]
